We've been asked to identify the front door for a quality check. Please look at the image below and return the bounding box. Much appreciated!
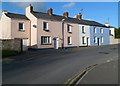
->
[54,38,59,49]
[86,37,89,47]
[98,38,100,46]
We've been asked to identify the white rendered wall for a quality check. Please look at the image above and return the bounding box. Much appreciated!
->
[79,24,91,46]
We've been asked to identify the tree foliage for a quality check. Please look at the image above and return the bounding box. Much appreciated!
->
[115,27,120,38]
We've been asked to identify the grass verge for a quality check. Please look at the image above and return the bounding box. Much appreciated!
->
[2,50,19,57]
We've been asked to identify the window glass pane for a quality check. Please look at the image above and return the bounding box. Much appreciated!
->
[19,23,23,30]
[68,37,71,44]
[82,26,85,33]
[41,36,51,44]
[44,22,47,29]
[68,25,71,32]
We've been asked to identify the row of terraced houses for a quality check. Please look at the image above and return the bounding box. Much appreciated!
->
[0,5,112,50]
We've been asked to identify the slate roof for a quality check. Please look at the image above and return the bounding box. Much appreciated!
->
[5,12,29,20]
[32,11,108,28]
[5,11,108,28]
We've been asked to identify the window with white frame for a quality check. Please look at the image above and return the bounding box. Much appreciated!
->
[67,24,72,33]
[94,27,97,33]
[82,26,85,33]
[19,23,24,31]
[68,37,72,45]
[100,28,103,33]
[41,36,51,44]
[101,36,103,43]
[82,36,85,44]
[94,36,97,43]
[43,22,49,31]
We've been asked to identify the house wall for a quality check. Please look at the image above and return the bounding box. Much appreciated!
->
[26,6,38,48]
[63,23,79,47]
[79,24,91,46]
[11,19,30,38]
[0,13,11,39]
[37,20,62,49]
[90,26,110,46]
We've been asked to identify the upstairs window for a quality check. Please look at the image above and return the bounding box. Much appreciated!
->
[41,36,51,45]
[43,22,49,31]
[67,24,72,33]
[94,36,97,43]
[101,36,103,43]
[68,37,72,45]
[19,23,24,31]
[94,27,97,33]
[100,28,103,33]
[82,26,85,33]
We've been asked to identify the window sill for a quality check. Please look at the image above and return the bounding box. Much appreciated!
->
[68,44,72,45]
[19,30,25,32]
[41,43,52,45]
[43,29,49,31]
[68,32,72,33]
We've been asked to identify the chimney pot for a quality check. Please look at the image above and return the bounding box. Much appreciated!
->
[76,13,82,20]
[47,8,53,15]
[63,12,68,18]
[29,4,33,12]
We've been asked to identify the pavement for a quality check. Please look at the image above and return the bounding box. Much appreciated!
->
[2,44,119,84]
[78,60,118,84]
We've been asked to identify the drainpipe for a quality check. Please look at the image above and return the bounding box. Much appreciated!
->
[62,19,65,49]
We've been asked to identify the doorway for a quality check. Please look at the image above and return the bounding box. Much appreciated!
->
[54,38,59,49]
[86,37,89,47]
[97,38,100,46]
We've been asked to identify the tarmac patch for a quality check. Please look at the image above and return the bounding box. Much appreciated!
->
[99,52,109,54]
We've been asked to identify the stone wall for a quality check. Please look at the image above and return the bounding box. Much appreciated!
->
[0,39,22,52]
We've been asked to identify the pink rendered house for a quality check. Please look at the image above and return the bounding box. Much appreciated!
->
[0,5,80,50]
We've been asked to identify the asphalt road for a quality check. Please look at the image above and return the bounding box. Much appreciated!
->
[2,45,119,84]
[79,60,118,84]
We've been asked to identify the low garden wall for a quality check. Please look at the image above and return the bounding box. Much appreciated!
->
[0,39,22,52]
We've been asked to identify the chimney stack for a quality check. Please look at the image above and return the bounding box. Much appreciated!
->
[76,13,82,20]
[47,8,53,15]
[105,22,109,27]
[29,4,33,12]
[2,11,8,14]
[63,12,68,18]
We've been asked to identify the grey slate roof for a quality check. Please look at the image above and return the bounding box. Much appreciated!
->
[5,12,29,20]
[32,11,108,28]
[5,11,108,28]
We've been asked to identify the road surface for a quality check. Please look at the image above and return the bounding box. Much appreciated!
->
[2,45,118,84]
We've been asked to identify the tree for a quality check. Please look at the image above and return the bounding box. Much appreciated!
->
[115,27,120,38]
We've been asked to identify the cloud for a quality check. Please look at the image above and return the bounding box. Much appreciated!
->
[2,0,47,12]
[63,2,75,8]
[15,2,47,12]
